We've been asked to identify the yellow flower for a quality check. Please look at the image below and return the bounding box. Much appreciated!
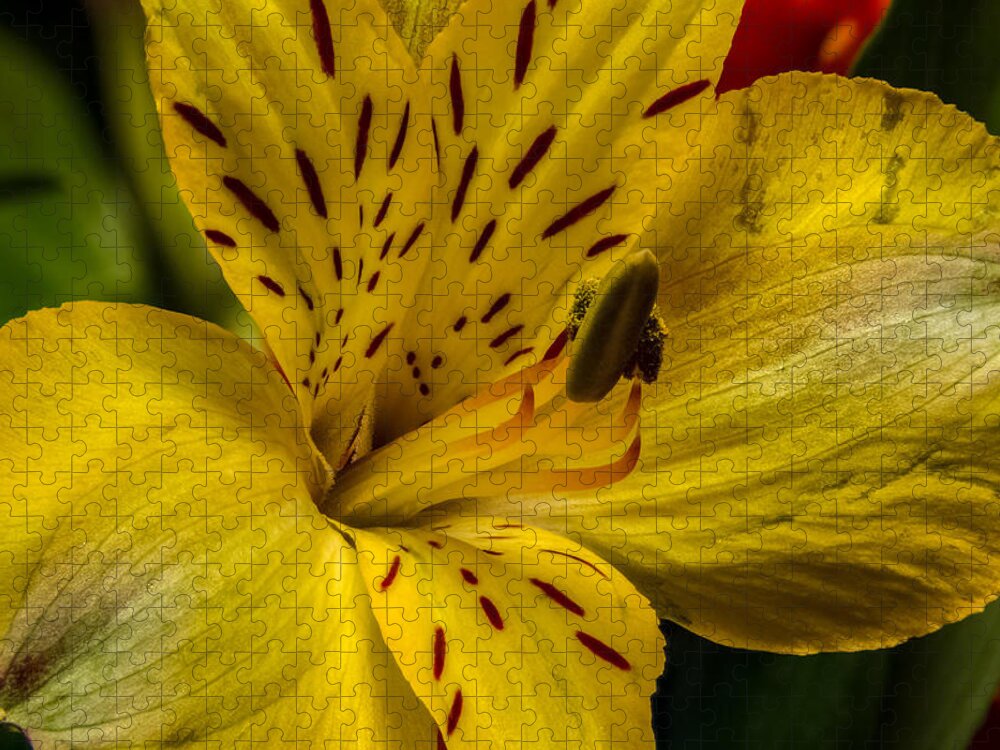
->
[2,0,1000,745]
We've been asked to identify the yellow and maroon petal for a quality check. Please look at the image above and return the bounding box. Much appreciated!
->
[351,519,664,748]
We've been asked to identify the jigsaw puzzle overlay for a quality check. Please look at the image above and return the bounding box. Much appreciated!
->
[2,0,1000,746]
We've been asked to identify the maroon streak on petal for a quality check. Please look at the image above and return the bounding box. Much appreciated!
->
[333,246,343,281]
[295,148,327,218]
[449,56,464,135]
[431,355,443,369]
[586,233,630,258]
[446,689,463,736]
[509,125,557,189]
[298,285,315,311]
[379,231,396,261]
[433,626,447,680]
[454,315,468,332]
[389,101,410,170]
[419,383,430,396]
[173,102,226,147]
[542,328,569,360]
[365,323,394,358]
[542,185,615,240]
[256,275,285,296]
[399,222,425,259]
[576,630,631,670]
[374,191,393,227]
[514,1,537,89]
[379,555,401,590]
[481,292,511,324]
[489,325,523,349]
[451,146,479,222]
[643,79,711,119]
[310,0,336,78]
[367,271,381,293]
[529,578,585,616]
[432,118,442,170]
[469,219,497,263]
[204,229,236,247]
[479,596,504,630]
[223,176,280,233]
[354,96,374,179]
[460,568,479,585]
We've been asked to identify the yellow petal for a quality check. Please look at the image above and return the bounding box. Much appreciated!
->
[479,74,1000,653]
[381,0,742,439]
[350,518,664,748]
[0,303,437,744]
[141,0,431,464]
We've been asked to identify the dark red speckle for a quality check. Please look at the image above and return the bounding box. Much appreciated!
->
[380,555,401,590]
[576,630,631,671]
[479,596,504,630]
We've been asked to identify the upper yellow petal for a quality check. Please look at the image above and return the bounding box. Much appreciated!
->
[469,74,1000,654]
[0,303,437,744]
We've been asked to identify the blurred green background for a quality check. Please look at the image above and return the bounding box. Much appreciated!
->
[0,0,998,747]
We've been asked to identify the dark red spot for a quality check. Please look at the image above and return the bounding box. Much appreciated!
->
[302,376,312,390]
[481,292,511,324]
[586,233,630,258]
[406,351,416,365]
[309,348,316,365]
[643,79,711,119]
[412,366,421,379]
[479,596,504,630]
[460,568,479,585]
[315,331,322,346]
[335,308,344,324]
[446,689,463,736]
[482,549,503,556]
[449,56,464,135]
[431,355,443,369]
[359,204,364,227]
[543,328,569,360]
[173,102,227,147]
[514,1,537,88]
[504,347,534,366]
[490,325,523,349]
[367,271,381,293]
[355,95,373,179]
[419,383,431,396]
[342,333,350,347]
[204,229,236,247]
[437,730,447,750]
[469,219,497,263]
[454,316,468,332]
[257,275,285,296]
[334,355,343,372]
[541,548,609,578]
[298,285,315,311]
[365,323,394,358]
[333,246,343,280]
[295,148,327,218]
[399,222,425,259]
[400,544,410,552]
[389,101,410,170]
[509,125,556,189]
[576,630,631,671]
[374,191,393,227]
[433,626,447,680]
[529,578,585,616]
[380,555,401,590]
[451,146,478,222]
[310,0,336,78]
[224,176,280,233]
[428,539,443,549]
[542,185,615,240]
[378,231,396,261]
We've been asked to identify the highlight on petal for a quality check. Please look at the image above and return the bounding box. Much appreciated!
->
[0,303,437,743]
[486,74,1000,653]
[351,518,664,748]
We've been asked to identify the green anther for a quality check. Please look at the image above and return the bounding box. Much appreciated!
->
[567,249,660,402]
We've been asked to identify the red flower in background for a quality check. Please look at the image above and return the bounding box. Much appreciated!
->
[719,0,892,93]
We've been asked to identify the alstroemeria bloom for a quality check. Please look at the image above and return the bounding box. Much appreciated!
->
[2,0,1000,745]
